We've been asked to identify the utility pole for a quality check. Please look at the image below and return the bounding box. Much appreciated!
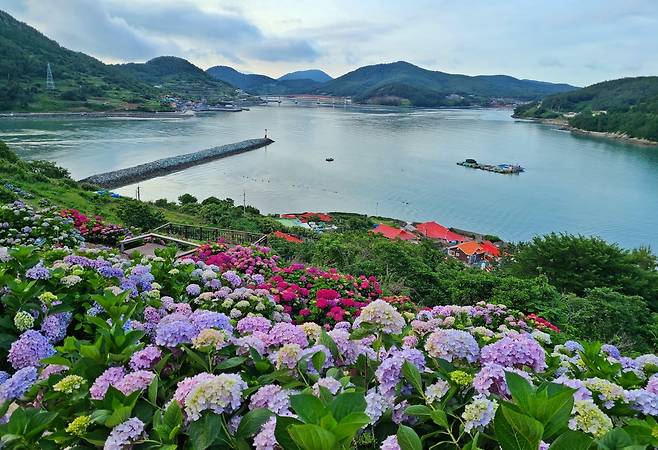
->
[136,185,141,201]
[243,190,246,214]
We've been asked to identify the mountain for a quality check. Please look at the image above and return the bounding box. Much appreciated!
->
[278,69,332,83]
[514,76,658,142]
[0,9,158,111]
[206,65,325,94]
[116,57,235,101]
[317,61,576,107]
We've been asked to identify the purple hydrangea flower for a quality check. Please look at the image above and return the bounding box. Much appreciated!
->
[104,417,145,450]
[186,283,201,296]
[237,317,272,334]
[249,384,291,414]
[190,309,233,333]
[424,329,479,363]
[8,330,55,369]
[0,366,38,401]
[381,435,401,450]
[647,375,658,395]
[480,332,547,372]
[268,323,308,347]
[253,417,277,450]
[376,348,426,398]
[26,265,51,280]
[90,367,126,400]
[473,363,532,398]
[601,344,621,359]
[626,389,658,416]
[98,266,124,279]
[155,313,198,347]
[327,328,375,366]
[115,371,155,396]
[40,312,72,343]
[129,345,162,371]
[223,271,242,287]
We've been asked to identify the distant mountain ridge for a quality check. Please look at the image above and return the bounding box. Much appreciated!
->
[206,65,325,94]
[317,61,577,107]
[278,69,332,82]
[514,76,658,142]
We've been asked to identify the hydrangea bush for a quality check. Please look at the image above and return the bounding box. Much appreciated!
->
[0,239,657,449]
[60,209,130,246]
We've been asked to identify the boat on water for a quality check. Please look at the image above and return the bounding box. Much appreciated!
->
[457,159,524,174]
[326,157,334,162]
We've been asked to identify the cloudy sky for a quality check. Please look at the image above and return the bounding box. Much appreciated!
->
[4,0,658,86]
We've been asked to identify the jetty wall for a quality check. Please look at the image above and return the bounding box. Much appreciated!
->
[79,138,274,188]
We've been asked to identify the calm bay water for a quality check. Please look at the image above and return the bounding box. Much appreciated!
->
[1,106,657,248]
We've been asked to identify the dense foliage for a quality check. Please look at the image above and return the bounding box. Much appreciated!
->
[514,77,658,142]
[0,233,657,449]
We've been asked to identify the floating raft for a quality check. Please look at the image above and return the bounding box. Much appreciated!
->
[457,159,524,174]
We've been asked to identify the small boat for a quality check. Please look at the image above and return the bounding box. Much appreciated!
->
[325,157,334,162]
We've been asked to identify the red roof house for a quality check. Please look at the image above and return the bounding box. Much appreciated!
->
[415,221,468,242]
[299,212,333,222]
[371,224,417,241]
[447,240,501,265]
[272,231,303,244]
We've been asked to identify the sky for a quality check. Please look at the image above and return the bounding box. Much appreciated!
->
[4,0,658,86]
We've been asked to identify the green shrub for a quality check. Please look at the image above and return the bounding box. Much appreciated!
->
[27,160,71,179]
[0,141,19,163]
[178,193,198,205]
[79,182,101,191]
[117,199,165,231]
[0,186,18,204]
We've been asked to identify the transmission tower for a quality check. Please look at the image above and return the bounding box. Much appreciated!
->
[46,62,55,90]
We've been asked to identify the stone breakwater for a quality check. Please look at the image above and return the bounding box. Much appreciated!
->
[79,138,274,188]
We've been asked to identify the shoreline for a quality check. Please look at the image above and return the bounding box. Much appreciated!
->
[0,110,195,120]
[512,115,658,146]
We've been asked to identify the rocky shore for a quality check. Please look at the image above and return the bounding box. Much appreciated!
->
[513,115,657,146]
[79,138,274,188]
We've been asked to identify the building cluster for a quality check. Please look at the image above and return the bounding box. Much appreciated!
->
[372,221,501,268]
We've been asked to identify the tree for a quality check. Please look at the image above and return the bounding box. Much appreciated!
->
[505,233,658,310]
[550,288,656,352]
[178,193,197,205]
[117,199,165,231]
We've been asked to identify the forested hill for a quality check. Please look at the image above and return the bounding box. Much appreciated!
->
[206,65,325,94]
[316,61,577,107]
[514,76,658,142]
[0,10,160,112]
[116,57,235,102]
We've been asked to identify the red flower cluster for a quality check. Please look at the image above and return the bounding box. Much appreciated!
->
[60,209,129,245]
[526,313,560,332]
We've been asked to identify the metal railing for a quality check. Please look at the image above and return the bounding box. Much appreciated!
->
[151,222,267,246]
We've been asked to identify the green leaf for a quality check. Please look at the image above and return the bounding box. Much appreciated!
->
[148,376,159,406]
[430,409,449,428]
[217,356,247,370]
[312,351,327,374]
[396,425,422,450]
[105,406,133,427]
[290,394,327,424]
[188,413,220,450]
[401,360,423,395]
[319,331,340,360]
[333,412,370,443]
[330,392,366,421]
[547,430,593,450]
[597,428,634,450]
[506,372,536,412]
[274,415,303,450]
[236,408,273,439]
[288,424,337,450]
[494,405,544,450]
[404,405,432,417]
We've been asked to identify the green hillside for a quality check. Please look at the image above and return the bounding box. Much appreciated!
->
[317,61,576,106]
[0,10,164,112]
[514,76,658,142]
[206,65,324,94]
[117,57,235,102]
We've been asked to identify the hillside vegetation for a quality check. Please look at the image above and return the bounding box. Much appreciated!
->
[514,76,658,142]
[317,61,576,107]
[117,57,235,102]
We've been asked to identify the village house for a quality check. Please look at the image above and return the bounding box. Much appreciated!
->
[371,223,418,241]
[447,240,501,265]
